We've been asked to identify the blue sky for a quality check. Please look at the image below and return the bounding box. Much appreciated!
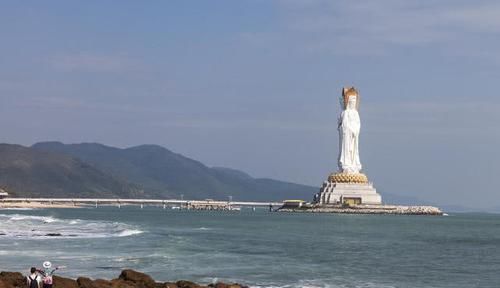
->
[1,1,499,209]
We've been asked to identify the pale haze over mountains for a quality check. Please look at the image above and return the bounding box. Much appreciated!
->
[0,1,499,210]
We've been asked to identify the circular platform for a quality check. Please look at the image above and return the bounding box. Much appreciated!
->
[328,172,369,183]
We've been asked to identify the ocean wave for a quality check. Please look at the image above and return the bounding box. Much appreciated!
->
[117,229,143,237]
[196,227,212,231]
[7,215,59,223]
[0,213,144,239]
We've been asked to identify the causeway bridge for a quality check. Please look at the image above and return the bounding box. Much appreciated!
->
[0,198,283,209]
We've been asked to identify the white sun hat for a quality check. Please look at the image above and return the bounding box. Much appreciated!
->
[43,261,52,269]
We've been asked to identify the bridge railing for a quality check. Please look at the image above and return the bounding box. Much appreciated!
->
[1,198,283,207]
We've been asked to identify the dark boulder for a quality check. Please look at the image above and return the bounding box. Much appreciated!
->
[176,280,205,288]
[77,277,113,288]
[110,279,138,288]
[209,284,246,288]
[77,277,96,288]
[157,283,178,288]
[53,275,79,288]
[119,269,157,288]
[94,279,113,288]
[0,280,12,288]
[0,271,25,288]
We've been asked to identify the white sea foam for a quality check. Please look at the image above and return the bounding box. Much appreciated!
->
[8,215,58,223]
[117,229,143,237]
[0,213,144,239]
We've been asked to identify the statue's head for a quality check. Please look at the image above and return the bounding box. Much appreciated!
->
[342,87,359,110]
[347,96,357,110]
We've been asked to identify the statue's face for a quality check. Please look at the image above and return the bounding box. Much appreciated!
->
[347,96,357,109]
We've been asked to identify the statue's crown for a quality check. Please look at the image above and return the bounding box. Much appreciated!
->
[342,87,359,109]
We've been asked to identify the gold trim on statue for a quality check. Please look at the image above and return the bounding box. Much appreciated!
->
[328,172,369,183]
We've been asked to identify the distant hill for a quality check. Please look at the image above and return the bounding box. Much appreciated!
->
[0,144,143,198]
[31,142,317,201]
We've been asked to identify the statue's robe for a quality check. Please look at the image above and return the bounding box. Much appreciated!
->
[338,108,362,173]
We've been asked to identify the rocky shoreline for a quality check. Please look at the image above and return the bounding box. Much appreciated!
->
[0,269,248,288]
[278,204,444,215]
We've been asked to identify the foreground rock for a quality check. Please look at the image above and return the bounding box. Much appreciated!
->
[278,204,443,215]
[0,269,248,288]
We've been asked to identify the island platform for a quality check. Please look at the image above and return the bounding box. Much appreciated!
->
[277,203,443,215]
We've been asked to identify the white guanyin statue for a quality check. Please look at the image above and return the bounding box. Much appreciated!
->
[338,87,362,174]
[314,86,382,205]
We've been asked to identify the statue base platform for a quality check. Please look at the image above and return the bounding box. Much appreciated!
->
[315,180,382,205]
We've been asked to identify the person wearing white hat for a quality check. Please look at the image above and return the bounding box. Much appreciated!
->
[39,261,60,288]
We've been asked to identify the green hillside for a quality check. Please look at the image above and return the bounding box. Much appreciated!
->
[31,142,317,201]
[0,144,143,198]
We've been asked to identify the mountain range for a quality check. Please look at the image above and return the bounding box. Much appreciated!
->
[0,142,316,201]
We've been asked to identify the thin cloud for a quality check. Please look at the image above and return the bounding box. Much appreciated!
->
[30,96,84,109]
[50,52,138,73]
[446,2,500,32]
[273,0,500,55]
[363,100,500,137]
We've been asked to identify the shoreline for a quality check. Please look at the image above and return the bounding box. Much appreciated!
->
[0,269,247,288]
[278,204,444,215]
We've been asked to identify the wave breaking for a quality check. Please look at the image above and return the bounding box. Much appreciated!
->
[0,213,144,239]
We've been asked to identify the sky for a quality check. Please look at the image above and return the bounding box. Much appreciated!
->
[0,0,499,210]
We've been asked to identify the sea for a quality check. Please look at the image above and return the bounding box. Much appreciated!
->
[0,207,499,288]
